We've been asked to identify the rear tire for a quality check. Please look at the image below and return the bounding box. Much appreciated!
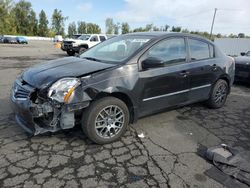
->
[207,79,229,109]
[79,47,87,55]
[67,50,75,56]
[81,97,129,144]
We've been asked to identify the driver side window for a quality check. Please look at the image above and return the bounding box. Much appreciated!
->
[146,38,187,65]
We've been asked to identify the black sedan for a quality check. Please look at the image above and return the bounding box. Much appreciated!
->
[234,51,250,82]
[3,37,18,44]
[11,32,235,144]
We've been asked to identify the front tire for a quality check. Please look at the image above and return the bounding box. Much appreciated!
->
[67,50,75,56]
[79,47,87,55]
[207,79,229,109]
[81,97,129,144]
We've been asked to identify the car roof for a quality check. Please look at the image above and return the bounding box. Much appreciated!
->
[125,32,212,43]
[79,34,106,36]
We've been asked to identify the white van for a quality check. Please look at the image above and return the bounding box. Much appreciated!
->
[54,35,63,42]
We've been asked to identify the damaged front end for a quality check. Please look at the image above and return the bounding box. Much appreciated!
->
[11,76,91,135]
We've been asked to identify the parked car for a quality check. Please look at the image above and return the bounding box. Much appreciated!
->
[54,35,63,42]
[3,37,18,44]
[11,32,235,144]
[0,35,4,43]
[69,34,82,39]
[16,36,28,44]
[234,51,250,82]
[61,34,107,56]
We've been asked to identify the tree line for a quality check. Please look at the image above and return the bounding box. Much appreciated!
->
[0,0,248,40]
[103,18,249,40]
[0,0,67,37]
[0,0,68,37]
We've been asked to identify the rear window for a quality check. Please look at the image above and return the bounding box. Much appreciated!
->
[189,39,210,60]
[99,36,106,42]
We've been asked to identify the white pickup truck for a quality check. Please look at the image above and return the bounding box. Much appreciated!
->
[61,34,107,56]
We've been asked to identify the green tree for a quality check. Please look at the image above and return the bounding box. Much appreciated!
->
[114,22,120,34]
[171,26,181,32]
[86,23,101,34]
[47,29,56,38]
[163,24,169,31]
[133,24,153,32]
[228,33,237,38]
[68,22,76,37]
[238,33,245,38]
[203,31,210,38]
[145,24,153,31]
[121,22,129,34]
[28,10,38,35]
[105,18,114,34]
[153,26,160,31]
[51,9,67,35]
[78,21,87,34]
[12,0,33,35]
[216,33,222,38]
[38,10,48,36]
[0,0,16,35]
[181,28,189,33]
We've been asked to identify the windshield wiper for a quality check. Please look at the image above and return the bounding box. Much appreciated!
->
[82,57,102,62]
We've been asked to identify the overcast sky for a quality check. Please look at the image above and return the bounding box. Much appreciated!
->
[30,0,250,35]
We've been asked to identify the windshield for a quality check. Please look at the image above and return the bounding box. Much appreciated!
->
[78,34,91,40]
[72,35,81,39]
[80,35,153,64]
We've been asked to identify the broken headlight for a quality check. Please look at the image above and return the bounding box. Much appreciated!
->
[48,78,80,103]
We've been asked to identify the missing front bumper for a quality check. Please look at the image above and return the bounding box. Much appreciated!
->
[11,95,89,135]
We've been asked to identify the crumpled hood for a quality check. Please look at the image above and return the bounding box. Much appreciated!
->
[22,57,115,89]
[234,56,250,64]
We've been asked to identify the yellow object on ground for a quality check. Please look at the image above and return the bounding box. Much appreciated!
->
[54,42,61,49]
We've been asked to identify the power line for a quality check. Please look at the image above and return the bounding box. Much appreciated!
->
[217,8,250,12]
[175,9,213,19]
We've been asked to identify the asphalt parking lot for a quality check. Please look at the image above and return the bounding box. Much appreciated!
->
[0,41,250,188]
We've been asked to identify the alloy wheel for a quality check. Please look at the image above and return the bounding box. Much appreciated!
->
[214,83,227,105]
[95,105,125,139]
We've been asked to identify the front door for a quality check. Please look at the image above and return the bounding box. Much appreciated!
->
[138,37,190,116]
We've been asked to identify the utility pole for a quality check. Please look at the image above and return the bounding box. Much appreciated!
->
[210,8,217,40]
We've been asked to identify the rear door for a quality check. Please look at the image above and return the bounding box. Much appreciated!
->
[99,35,106,42]
[186,38,218,101]
[138,37,191,116]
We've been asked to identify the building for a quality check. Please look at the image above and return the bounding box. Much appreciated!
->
[214,38,250,56]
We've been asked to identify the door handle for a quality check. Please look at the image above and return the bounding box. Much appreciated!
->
[179,71,190,77]
[212,64,218,71]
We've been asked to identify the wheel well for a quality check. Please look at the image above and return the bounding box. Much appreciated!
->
[80,44,88,49]
[93,92,135,123]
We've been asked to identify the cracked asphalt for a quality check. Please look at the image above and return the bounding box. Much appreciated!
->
[0,41,249,188]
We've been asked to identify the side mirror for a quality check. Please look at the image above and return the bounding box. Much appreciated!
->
[241,52,246,56]
[141,57,164,69]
